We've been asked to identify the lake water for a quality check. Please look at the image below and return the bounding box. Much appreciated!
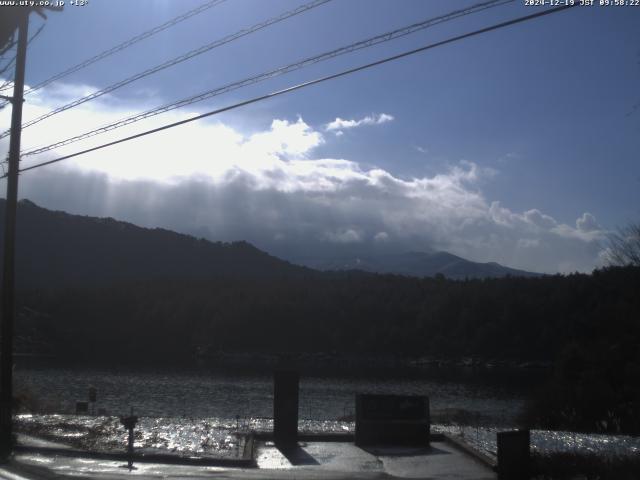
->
[13,362,535,458]
[14,363,538,424]
[12,363,639,460]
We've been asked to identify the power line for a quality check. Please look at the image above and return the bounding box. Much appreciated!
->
[20,0,513,157]
[0,0,333,140]
[10,4,577,178]
[0,34,15,58]
[0,40,18,89]
[0,52,16,89]
[0,77,14,92]
[0,0,226,101]
[0,56,16,78]
[0,23,45,80]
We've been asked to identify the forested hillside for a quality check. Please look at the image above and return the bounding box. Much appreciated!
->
[0,199,310,289]
[5,199,639,433]
[17,266,639,365]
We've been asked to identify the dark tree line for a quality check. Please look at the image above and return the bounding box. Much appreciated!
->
[15,266,640,433]
[17,266,639,363]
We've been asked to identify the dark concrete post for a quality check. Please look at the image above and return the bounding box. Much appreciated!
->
[273,370,299,448]
[497,429,530,480]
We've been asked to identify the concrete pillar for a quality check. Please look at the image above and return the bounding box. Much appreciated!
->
[497,429,530,480]
[273,370,299,447]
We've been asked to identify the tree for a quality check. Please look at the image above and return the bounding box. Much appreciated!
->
[606,222,640,267]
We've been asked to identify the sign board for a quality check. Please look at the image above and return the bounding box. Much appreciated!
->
[360,395,427,421]
[355,394,430,446]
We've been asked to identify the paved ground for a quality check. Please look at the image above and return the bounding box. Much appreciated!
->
[0,440,496,479]
[256,441,496,479]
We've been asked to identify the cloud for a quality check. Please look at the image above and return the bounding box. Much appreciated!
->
[576,212,600,232]
[517,238,540,249]
[15,156,607,274]
[524,209,557,230]
[1,81,608,274]
[374,231,390,243]
[323,229,362,244]
[325,113,394,133]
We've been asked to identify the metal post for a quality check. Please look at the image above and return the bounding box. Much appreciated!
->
[127,425,134,469]
[120,408,138,471]
[0,9,29,459]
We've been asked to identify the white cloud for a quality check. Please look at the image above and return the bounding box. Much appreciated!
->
[524,209,558,230]
[374,231,390,243]
[323,229,362,244]
[325,113,394,132]
[576,212,600,232]
[243,117,324,159]
[1,81,608,274]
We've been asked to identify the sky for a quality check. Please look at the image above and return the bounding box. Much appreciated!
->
[0,0,639,273]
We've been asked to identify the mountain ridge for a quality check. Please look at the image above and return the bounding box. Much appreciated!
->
[1,199,539,288]
[296,250,540,279]
[0,198,312,289]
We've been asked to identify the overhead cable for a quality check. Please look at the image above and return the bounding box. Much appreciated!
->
[21,0,512,156]
[0,0,226,103]
[0,23,45,87]
[0,0,333,139]
[10,4,577,178]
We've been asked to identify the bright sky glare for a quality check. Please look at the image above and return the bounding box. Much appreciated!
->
[0,0,639,273]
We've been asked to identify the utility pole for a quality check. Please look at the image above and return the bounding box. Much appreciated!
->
[0,9,29,459]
